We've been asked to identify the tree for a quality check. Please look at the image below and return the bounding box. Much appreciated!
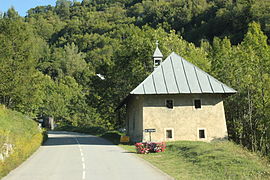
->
[55,0,72,19]
[4,7,20,19]
[236,22,270,154]
[211,22,270,155]
[0,17,42,116]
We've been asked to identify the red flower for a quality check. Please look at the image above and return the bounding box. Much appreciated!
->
[135,142,166,154]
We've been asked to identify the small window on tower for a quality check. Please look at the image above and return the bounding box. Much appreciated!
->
[166,99,173,109]
[155,59,161,67]
[194,99,201,109]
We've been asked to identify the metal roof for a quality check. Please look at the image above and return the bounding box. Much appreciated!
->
[130,52,237,94]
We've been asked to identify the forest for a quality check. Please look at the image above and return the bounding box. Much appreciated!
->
[0,0,269,156]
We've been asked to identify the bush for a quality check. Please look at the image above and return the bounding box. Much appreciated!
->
[101,131,124,144]
[55,125,106,135]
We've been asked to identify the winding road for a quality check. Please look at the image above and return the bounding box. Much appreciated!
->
[3,131,172,180]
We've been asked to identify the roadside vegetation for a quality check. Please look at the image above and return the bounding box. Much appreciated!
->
[56,125,123,144]
[120,141,270,180]
[0,106,45,179]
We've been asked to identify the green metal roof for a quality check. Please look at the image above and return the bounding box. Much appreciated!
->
[131,52,236,94]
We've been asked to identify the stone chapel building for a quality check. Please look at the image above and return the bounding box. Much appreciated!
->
[119,43,236,142]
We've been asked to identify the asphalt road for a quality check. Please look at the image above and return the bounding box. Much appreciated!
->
[3,131,172,180]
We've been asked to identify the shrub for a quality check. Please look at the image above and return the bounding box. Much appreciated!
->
[101,131,124,144]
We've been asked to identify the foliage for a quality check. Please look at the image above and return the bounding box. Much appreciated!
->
[210,22,270,156]
[127,0,270,45]
[100,131,124,144]
[0,17,42,116]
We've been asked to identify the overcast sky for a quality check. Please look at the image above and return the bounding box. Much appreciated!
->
[0,0,82,16]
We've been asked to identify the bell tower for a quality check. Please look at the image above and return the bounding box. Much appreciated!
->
[153,41,163,68]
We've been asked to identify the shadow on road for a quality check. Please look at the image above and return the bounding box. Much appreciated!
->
[43,131,114,146]
[121,151,136,154]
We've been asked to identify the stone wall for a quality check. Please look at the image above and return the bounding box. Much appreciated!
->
[0,134,14,161]
[126,95,144,142]
[142,94,228,142]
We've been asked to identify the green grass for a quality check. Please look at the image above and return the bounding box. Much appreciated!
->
[0,106,44,178]
[120,141,270,180]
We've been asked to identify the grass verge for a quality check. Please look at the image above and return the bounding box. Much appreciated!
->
[0,106,45,179]
[120,141,270,180]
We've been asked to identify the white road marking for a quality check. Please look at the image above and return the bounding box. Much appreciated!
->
[74,136,86,180]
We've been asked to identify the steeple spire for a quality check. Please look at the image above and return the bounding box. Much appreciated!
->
[153,40,163,68]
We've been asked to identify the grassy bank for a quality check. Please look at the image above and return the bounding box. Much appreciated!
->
[121,141,270,180]
[0,106,45,178]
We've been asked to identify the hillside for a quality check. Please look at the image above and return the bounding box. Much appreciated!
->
[0,106,44,178]
[121,141,270,179]
[0,0,269,157]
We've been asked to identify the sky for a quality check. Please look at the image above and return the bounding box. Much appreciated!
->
[0,0,82,17]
